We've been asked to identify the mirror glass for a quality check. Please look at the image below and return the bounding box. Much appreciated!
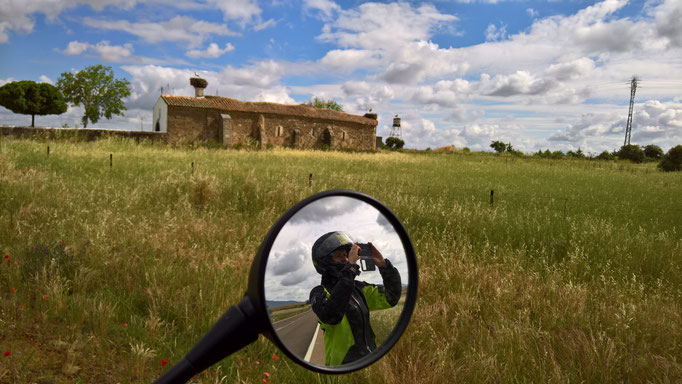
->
[264,196,409,367]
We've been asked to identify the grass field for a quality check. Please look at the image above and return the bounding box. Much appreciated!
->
[1,136,681,383]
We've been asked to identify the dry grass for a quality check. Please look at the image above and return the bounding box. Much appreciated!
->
[0,137,681,383]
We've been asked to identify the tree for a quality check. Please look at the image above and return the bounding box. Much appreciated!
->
[57,64,131,128]
[617,144,645,163]
[596,150,615,161]
[303,97,344,112]
[490,140,506,153]
[658,145,682,172]
[0,81,67,127]
[643,144,664,160]
[385,136,404,150]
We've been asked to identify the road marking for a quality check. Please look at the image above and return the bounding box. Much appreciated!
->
[304,323,320,362]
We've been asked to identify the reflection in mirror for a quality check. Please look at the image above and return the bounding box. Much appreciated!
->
[264,196,409,367]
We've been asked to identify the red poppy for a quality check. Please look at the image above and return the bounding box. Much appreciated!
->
[3,350,9,357]
[161,359,168,366]
[262,379,269,384]
[123,323,128,328]
[43,295,48,300]
[272,354,279,360]
[264,372,271,377]
[7,258,10,264]
[3,254,8,259]
[254,361,261,365]
[11,288,15,293]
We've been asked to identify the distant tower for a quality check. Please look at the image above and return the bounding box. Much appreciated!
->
[389,115,402,140]
[624,76,638,146]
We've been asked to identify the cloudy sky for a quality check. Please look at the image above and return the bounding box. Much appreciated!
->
[264,196,409,303]
[1,0,681,152]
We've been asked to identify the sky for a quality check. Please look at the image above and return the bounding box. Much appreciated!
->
[1,0,681,153]
[264,195,409,303]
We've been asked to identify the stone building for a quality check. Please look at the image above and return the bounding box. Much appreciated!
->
[152,77,378,149]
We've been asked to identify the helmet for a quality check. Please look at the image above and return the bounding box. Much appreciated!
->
[312,231,354,275]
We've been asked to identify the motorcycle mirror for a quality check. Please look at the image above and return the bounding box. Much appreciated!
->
[154,190,418,382]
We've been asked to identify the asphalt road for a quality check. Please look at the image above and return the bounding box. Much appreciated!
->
[273,309,320,359]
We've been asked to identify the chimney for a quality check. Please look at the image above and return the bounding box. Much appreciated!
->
[190,76,208,98]
[364,108,378,120]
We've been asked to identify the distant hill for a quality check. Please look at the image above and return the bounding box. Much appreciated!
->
[266,300,305,308]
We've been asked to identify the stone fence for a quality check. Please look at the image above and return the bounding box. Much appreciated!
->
[0,125,165,142]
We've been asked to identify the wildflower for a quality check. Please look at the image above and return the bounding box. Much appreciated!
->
[11,288,16,293]
[254,361,261,365]
[43,295,48,300]
[161,359,168,366]
[272,354,279,360]
[7,258,10,264]
[4,254,8,258]
[123,323,128,328]
[262,379,269,384]
[264,372,271,377]
[3,350,9,357]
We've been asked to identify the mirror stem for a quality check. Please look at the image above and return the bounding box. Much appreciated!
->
[154,296,263,384]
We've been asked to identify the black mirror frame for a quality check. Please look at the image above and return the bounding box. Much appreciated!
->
[245,189,418,374]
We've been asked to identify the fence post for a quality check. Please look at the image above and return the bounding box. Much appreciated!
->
[309,173,313,188]
[490,190,494,207]
[47,145,50,155]
[192,161,195,175]
[110,154,113,168]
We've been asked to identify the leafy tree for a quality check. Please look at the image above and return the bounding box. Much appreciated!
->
[57,64,131,128]
[596,150,615,161]
[385,136,404,150]
[658,145,682,172]
[617,144,645,163]
[490,140,506,153]
[643,144,664,160]
[567,148,585,159]
[0,80,67,127]
[303,97,344,112]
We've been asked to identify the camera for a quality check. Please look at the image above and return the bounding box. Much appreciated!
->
[358,243,376,271]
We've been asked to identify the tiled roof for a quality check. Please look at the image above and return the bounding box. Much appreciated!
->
[160,95,377,126]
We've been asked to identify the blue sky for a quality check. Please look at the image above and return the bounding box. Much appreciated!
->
[1,0,681,152]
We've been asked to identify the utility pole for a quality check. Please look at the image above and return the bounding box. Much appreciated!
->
[624,76,638,146]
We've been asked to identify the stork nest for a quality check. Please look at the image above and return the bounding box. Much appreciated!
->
[190,77,208,88]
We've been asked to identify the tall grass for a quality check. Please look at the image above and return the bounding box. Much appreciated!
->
[1,137,680,383]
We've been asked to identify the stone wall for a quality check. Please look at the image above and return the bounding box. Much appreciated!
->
[0,125,165,142]
[166,107,377,150]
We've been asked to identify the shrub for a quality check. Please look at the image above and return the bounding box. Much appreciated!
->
[618,144,645,163]
[596,150,615,161]
[658,145,682,172]
[385,136,404,150]
[644,145,664,160]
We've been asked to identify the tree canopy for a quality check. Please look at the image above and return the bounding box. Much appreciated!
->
[385,136,405,150]
[617,144,645,163]
[658,145,682,172]
[643,144,664,160]
[490,140,507,153]
[0,81,67,127]
[57,64,131,128]
[303,97,344,112]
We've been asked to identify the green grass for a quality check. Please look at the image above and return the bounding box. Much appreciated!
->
[1,137,681,383]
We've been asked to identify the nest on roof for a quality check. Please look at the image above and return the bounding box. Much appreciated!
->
[190,77,208,88]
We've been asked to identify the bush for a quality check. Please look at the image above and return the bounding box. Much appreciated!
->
[618,144,645,163]
[490,140,506,153]
[385,136,404,150]
[644,145,664,160]
[596,150,615,161]
[658,145,682,172]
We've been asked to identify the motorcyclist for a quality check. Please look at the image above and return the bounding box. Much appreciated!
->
[309,231,402,366]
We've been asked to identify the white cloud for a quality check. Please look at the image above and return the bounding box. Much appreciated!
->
[526,8,539,18]
[253,18,276,32]
[485,23,507,41]
[83,16,238,48]
[39,75,53,84]
[303,0,341,20]
[317,2,456,50]
[319,49,381,72]
[186,42,235,58]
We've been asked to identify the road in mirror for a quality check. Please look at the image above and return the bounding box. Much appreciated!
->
[264,196,409,367]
